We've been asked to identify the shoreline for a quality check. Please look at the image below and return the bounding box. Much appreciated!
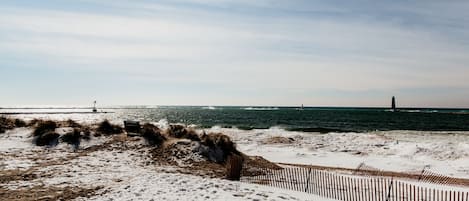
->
[0,112,114,115]
[1,117,469,200]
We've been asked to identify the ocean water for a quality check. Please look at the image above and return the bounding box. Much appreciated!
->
[2,106,469,132]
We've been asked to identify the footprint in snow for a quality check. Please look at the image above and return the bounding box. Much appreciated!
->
[233,193,246,197]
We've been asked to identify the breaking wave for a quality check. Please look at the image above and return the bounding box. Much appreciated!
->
[243,107,279,111]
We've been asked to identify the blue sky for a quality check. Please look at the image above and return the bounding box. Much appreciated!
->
[1,0,469,107]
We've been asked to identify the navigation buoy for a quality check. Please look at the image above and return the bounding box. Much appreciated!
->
[92,101,97,113]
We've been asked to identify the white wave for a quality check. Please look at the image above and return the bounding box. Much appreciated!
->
[201,106,217,110]
[403,110,421,113]
[152,118,170,130]
[201,126,469,179]
[243,107,279,111]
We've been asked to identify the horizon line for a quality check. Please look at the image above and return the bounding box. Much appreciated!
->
[1,105,469,110]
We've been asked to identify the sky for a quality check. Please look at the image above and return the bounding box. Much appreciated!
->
[1,0,469,107]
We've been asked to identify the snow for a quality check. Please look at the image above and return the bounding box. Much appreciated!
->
[2,124,469,200]
[78,171,337,201]
[0,128,34,152]
[207,127,469,179]
[0,126,338,200]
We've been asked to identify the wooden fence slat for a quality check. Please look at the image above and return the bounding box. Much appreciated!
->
[334,173,339,200]
[367,178,371,201]
[316,169,321,195]
[416,186,420,201]
[323,171,327,198]
[304,168,309,194]
[292,168,297,192]
[329,172,334,199]
[361,177,365,201]
[242,166,469,201]
[353,177,357,201]
[338,174,343,200]
[274,169,279,188]
[423,187,427,201]
[325,171,330,198]
[300,168,304,193]
[268,170,277,187]
[407,183,410,201]
[436,190,443,201]
[284,169,288,189]
[304,168,308,193]
[437,190,443,201]
[294,168,299,192]
[325,172,332,198]
[312,169,317,195]
[355,177,359,201]
[399,182,403,201]
[318,170,322,196]
[333,174,338,200]
[342,175,347,201]
[321,170,325,197]
[445,189,448,201]
[379,178,383,201]
[300,168,305,193]
[259,167,264,185]
[272,169,277,188]
[347,177,352,201]
[283,169,287,190]
[279,169,284,189]
[317,170,321,196]
[425,188,428,201]
[302,168,307,193]
[327,172,332,199]
[439,190,445,201]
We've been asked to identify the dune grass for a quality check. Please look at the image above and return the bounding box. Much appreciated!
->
[97,120,123,135]
[32,120,57,137]
[141,123,166,146]
[61,128,82,146]
[167,124,200,141]
[0,117,27,134]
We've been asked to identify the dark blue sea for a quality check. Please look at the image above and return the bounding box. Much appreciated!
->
[2,106,469,132]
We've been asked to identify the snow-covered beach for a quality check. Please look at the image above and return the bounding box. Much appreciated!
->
[209,127,469,179]
[0,118,341,201]
[1,116,469,201]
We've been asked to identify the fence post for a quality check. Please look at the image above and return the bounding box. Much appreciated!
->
[304,167,312,193]
[385,178,393,201]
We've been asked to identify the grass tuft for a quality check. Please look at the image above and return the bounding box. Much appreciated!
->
[33,120,57,137]
[35,131,60,146]
[1,117,26,133]
[14,119,27,127]
[97,120,123,135]
[141,123,166,146]
[200,132,239,163]
[167,124,200,141]
[62,119,82,128]
[61,128,82,146]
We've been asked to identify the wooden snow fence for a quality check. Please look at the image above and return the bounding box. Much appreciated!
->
[241,167,469,201]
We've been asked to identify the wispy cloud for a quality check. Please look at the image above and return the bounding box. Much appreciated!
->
[1,0,469,107]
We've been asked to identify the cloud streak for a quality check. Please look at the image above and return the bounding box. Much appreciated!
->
[1,0,469,107]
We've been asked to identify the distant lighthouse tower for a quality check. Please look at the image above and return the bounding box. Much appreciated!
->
[391,96,397,112]
[92,101,97,113]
